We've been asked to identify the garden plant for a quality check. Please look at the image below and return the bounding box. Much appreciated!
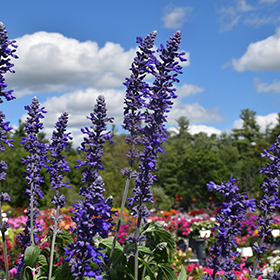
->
[1,21,280,280]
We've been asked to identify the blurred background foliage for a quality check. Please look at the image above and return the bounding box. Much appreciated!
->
[1,109,280,211]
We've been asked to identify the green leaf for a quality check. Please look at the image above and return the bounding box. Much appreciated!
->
[37,254,48,273]
[24,245,40,267]
[138,258,156,280]
[142,276,151,280]
[158,263,177,280]
[152,228,175,258]
[56,230,74,246]
[99,237,123,251]
[54,262,75,280]
[138,245,153,255]
[177,266,187,280]
[20,266,33,280]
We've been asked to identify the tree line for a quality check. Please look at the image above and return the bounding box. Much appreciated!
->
[1,109,280,211]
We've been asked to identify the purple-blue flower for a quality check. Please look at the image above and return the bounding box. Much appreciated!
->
[0,22,18,103]
[204,175,256,280]
[250,134,280,278]
[128,31,186,221]
[47,111,72,210]
[66,95,115,280]
[122,30,157,175]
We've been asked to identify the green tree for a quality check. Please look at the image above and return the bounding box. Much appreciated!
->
[177,148,230,210]
[269,113,280,144]
[232,109,262,158]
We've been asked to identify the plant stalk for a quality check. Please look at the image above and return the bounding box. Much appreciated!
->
[48,195,60,280]
[0,202,10,280]
[108,176,131,268]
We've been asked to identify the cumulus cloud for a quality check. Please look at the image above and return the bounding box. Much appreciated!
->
[6,31,190,98]
[167,100,224,126]
[19,88,125,147]
[6,31,138,97]
[175,83,204,97]
[162,6,192,29]
[40,88,125,128]
[233,112,279,132]
[168,125,222,137]
[232,27,280,71]
[254,78,280,93]
[19,86,224,147]
[188,125,222,136]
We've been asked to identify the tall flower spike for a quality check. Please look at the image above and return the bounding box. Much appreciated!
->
[108,31,158,269]
[76,95,114,184]
[66,95,115,280]
[47,111,72,280]
[128,30,187,220]
[122,30,157,172]
[17,97,47,278]
[250,135,280,279]
[125,30,186,280]
[203,175,256,280]
[0,22,18,103]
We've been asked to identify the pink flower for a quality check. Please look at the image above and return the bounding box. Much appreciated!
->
[9,267,17,277]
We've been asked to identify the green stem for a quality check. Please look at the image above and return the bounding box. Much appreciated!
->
[0,202,10,280]
[30,191,35,247]
[48,196,60,280]
[112,243,132,269]
[30,163,35,247]
[108,175,131,268]
[134,207,143,280]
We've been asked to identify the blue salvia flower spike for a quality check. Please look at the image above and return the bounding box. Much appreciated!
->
[17,97,47,279]
[47,111,72,280]
[0,22,18,103]
[203,175,256,280]
[250,135,280,280]
[65,95,115,280]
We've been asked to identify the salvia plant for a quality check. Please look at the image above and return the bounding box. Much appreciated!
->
[1,21,280,280]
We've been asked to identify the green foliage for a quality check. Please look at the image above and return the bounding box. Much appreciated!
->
[101,222,177,280]
[177,148,229,210]
[150,186,173,211]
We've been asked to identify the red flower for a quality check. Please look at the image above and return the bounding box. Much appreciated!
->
[192,198,196,202]
[209,197,212,200]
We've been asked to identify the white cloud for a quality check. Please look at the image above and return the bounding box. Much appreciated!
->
[244,15,280,27]
[189,125,222,136]
[237,0,255,11]
[40,88,125,128]
[168,125,222,136]
[232,27,280,71]
[6,31,190,98]
[6,32,137,97]
[176,83,204,97]
[20,88,124,147]
[233,112,279,133]
[256,113,279,132]
[254,78,280,93]
[162,6,192,29]
[167,100,224,125]
[217,6,241,32]
[20,87,224,147]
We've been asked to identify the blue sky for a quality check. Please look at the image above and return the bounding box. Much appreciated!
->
[1,0,280,146]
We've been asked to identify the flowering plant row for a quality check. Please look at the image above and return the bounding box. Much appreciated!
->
[0,22,188,280]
